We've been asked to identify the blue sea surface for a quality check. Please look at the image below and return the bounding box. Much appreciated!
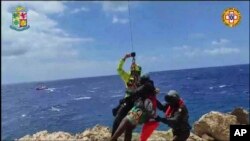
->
[2,64,249,140]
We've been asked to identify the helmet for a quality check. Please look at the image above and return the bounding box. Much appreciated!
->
[130,64,142,75]
[164,90,180,104]
[135,65,141,72]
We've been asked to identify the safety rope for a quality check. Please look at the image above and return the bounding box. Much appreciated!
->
[128,0,134,52]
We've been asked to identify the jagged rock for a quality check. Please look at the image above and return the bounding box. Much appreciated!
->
[187,133,205,141]
[77,125,111,141]
[193,111,238,141]
[201,134,214,141]
[18,108,248,141]
[18,130,75,141]
[18,127,203,141]
[231,107,249,124]
[147,130,173,141]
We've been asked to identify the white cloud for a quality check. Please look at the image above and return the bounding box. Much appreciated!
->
[70,6,89,14]
[95,1,129,24]
[173,45,200,57]
[204,47,240,55]
[173,45,190,50]
[172,43,240,57]
[2,1,96,84]
[101,1,128,13]
[2,57,116,84]
[112,16,128,24]
[3,1,65,14]
[2,8,94,58]
[212,38,230,46]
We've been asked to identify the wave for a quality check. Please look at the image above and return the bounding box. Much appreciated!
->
[74,96,92,100]
[21,114,26,117]
[220,90,227,94]
[50,106,61,112]
[46,88,56,92]
[109,90,123,94]
[92,87,101,90]
[87,90,95,93]
[111,94,123,98]
[243,90,249,94]
[209,87,214,90]
[219,85,227,88]
[61,85,74,89]
[194,91,201,94]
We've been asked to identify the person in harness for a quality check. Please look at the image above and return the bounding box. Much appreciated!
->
[155,90,191,141]
[111,74,158,141]
[111,52,142,138]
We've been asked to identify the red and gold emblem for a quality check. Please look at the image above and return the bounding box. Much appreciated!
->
[222,8,241,27]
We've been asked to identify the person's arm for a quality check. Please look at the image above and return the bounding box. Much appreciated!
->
[157,100,167,112]
[155,107,183,125]
[117,55,130,82]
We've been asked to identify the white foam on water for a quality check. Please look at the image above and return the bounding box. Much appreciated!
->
[110,90,123,94]
[51,106,61,112]
[21,114,26,117]
[219,85,227,88]
[111,94,123,98]
[220,90,227,94]
[87,90,95,93]
[46,88,56,92]
[74,96,92,100]
[194,91,201,94]
[92,87,100,90]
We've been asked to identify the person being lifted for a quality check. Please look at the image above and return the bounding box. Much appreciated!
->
[111,74,158,141]
[111,52,142,138]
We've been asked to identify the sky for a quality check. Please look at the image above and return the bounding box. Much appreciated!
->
[2,1,249,84]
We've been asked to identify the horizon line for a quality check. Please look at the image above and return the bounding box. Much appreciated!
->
[2,63,249,85]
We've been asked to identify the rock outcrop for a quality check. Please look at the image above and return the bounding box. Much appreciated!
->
[193,111,238,141]
[18,126,203,141]
[231,107,249,124]
[18,107,249,141]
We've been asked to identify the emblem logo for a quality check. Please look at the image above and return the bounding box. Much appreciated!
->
[222,8,241,27]
[10,6,30,31]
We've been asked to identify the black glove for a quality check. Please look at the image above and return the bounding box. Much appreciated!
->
[154,115,162,122]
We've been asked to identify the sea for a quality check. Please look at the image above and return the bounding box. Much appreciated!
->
[2,64,249,140]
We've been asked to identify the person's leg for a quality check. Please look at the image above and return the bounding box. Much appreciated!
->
[111,117,132,141]
[112,113,125,135]
[124,124,136,141]
[172,131,190,141]
[112,103,133,136]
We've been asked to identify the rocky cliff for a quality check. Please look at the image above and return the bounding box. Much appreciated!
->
[17,107,249,141]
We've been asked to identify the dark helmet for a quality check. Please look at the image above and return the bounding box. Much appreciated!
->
[139,73,150,84]
[165,90,180,104]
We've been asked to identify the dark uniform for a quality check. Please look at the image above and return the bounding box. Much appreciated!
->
[111,57,141,137]
[155,90,191,141]
[111,74,157,141]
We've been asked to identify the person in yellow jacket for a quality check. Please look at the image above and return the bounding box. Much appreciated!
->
[111,52,142,140]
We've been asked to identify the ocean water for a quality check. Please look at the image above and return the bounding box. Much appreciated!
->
[2,64,249,140]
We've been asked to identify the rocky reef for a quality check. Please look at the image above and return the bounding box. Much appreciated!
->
[17,107,249,141]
